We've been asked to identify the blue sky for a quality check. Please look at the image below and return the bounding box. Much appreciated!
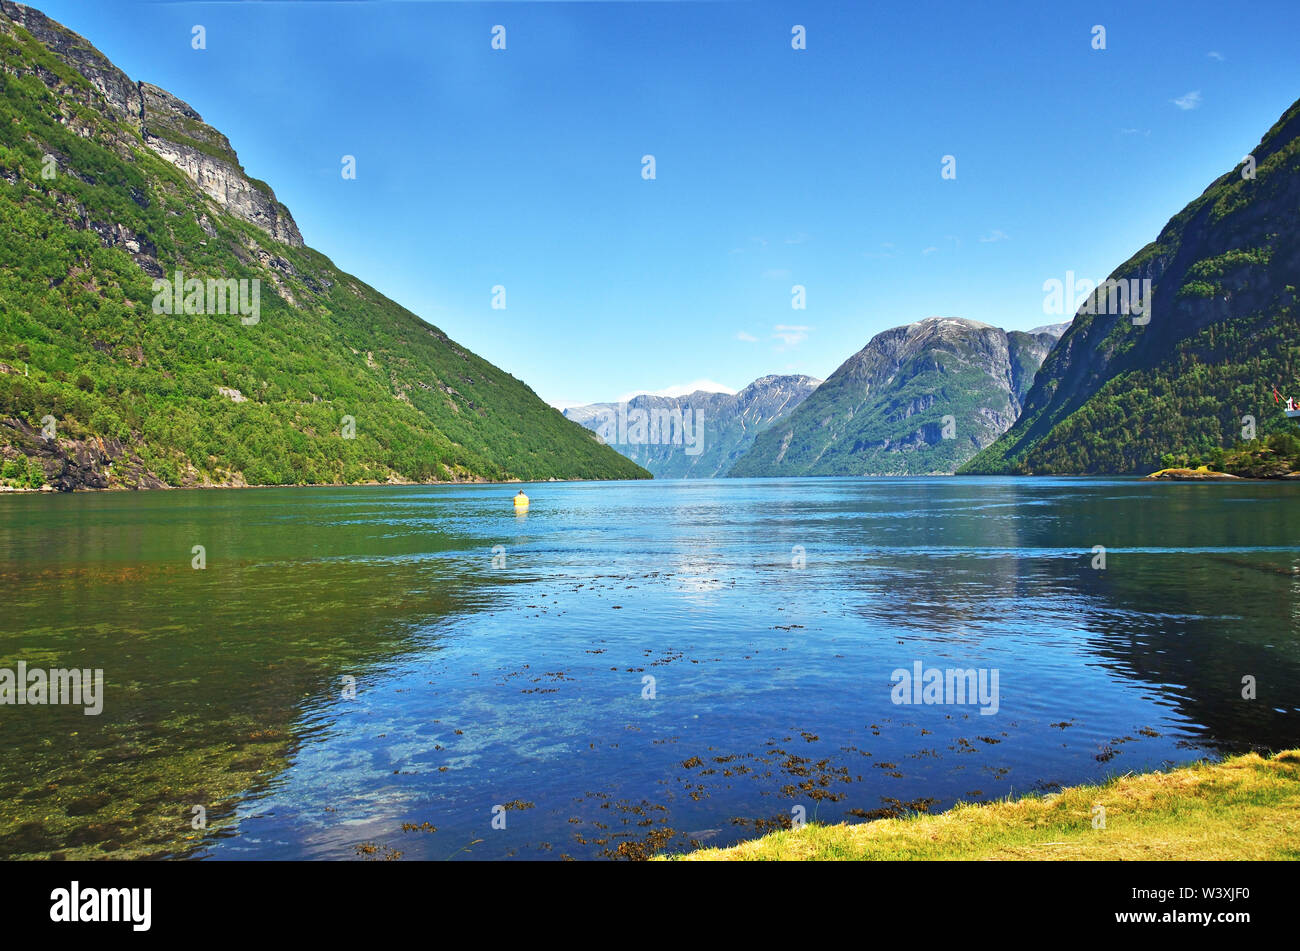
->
[30,0,1300,406]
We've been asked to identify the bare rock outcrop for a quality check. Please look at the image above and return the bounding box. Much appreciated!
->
[0,2,302,246]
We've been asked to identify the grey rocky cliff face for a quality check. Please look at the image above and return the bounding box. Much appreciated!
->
[0,0,141,126]
[1006,328,1063,412]
[142,130,303,246]
[831,319,1060,416]
[0,416,166,491]
[0,1,302,246]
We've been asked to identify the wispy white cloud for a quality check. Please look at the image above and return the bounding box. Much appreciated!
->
[617,379,738,402]
[1120,127,1151,136]
[762,267,792,280]
[735,330,758,342]
[979,229,1010,243]
[784,232,811,245]
[554,378,741,409]
[1208,51,1224,61]
[1172,90,1202,110]
[772,324,811,348]
[921,246,938,255]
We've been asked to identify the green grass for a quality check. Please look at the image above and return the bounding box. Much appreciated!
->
[672,749,1300,860]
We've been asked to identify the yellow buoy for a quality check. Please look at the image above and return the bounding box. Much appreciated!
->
[513,491,529,511]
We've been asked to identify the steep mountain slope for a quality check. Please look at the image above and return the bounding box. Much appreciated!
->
[0,2,646,489]
[962,96,1300,475]
[728,318,1063,477]
[563,374,821,478]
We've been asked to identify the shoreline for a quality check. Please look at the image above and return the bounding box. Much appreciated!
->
[7,469,1300,494]
[1144,466,1300,481]
[0,475,651,494]
[671,749,1300,861]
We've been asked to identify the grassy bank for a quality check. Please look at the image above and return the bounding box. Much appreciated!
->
[674,750,1300,860]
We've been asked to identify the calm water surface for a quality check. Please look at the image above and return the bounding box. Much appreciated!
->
[1,477,1298,859]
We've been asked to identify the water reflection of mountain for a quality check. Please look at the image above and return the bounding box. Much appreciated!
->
[826,479,1300,755]
[1074,552,1300,755]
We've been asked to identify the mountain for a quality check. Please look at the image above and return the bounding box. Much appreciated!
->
[727,318,1064,477]
[563,374,821,478]
[962,97,1300,475]
[0,2,647,489]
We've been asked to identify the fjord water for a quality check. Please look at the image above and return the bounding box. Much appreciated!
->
[1,478,1297,860]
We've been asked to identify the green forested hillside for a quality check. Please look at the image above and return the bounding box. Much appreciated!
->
[0,6,647,488]
[962,97,1300,475]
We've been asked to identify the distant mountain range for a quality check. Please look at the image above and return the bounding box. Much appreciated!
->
[964,96,1300,475]
[729,318,1066,476]
[573,91,1300,485]
[0,3,647,489]
[563,375,821,478]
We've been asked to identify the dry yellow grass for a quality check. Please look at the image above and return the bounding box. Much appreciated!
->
[672,750,1300,861]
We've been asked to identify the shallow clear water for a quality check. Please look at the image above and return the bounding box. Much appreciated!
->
[1,477,1298,860]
